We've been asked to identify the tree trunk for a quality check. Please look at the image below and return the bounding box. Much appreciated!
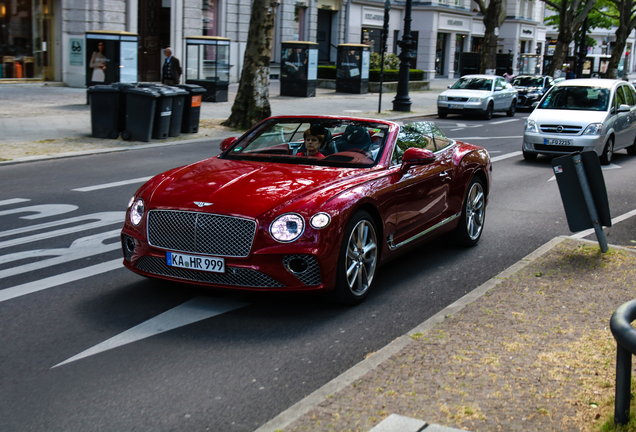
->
[606,0,633,79]
[222,0,278,129]
[476,0,506,74]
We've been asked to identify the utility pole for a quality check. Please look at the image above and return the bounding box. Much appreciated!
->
[392,0,413,112]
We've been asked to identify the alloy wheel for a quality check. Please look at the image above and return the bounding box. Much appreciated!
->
[344,219,378,297]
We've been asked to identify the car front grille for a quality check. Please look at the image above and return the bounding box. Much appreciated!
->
[539,124,582,134]
[534,144,585,153]
[448,97,469,102]
[135,256,285,288]
[147,210,257,257]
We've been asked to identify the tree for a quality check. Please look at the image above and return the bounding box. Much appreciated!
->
[474,0,507,74]
[596,0,636,77]
[222,0,278,129]
[541,0,597,76]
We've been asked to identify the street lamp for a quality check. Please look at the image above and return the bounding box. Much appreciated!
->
[378,0,390,113]
[393,0,413,112]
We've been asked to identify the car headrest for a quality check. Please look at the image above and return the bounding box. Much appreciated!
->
[343,125,371,148]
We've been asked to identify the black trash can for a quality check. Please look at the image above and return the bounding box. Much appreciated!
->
[110,82,135,133]
[177,84,205,133]
[122,87,160,142]
[87,85,121,139]
[151,87,178,140]
[166,87,189,137]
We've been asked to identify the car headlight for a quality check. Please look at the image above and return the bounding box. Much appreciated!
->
[525,119,538,133]
[438,95,447,101]
[270,213,305,243]
[310,212,331,229]
[127,196,135,209]
[130,199,144,226]
[468,97,482,102]
[583,123,603,135]
[527,92,539,98]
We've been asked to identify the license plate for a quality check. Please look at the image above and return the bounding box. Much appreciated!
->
[448,104,463,109]
[545,138,573,146]
[166,251,225,273]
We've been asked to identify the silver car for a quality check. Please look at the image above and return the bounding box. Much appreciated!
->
[523,79,636,164]
[437,74,518,120]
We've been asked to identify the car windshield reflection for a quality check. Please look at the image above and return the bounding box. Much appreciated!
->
[513,77,544,87]
[538,86,610,111]
[452,78,493,91]
[223,119,390,167]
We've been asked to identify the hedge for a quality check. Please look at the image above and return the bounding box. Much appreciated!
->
[317,65,424,82]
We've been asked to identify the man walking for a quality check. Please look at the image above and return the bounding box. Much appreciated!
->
[162,47,182,85]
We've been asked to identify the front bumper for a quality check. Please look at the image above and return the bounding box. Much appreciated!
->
[522,132,605,156]
[437,99,488,115]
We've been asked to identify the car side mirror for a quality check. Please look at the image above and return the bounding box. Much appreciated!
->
[447,85,452,89]
[618,103,631,113]
[531,101,540,108]
[401,147,435,170]
[220,137,238,151]
[495,87,504,91]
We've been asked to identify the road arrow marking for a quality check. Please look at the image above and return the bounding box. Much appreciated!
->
[53,296,248,368]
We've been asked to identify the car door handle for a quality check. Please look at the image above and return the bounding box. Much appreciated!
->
[439,171,451,180]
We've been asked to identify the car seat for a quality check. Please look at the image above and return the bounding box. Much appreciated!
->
[337,125,372,152]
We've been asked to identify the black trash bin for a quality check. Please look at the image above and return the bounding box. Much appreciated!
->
[87,85,121,139]
[122,87,160,142]
[151,87,178,140]
[177,84,205,133]
[166,86,189,137]
[110,82,135,133]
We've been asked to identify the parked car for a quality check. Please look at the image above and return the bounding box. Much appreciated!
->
[512,75,555,109]
[437,74,518,120]
[121,116,492,305]
[523,79,636,164]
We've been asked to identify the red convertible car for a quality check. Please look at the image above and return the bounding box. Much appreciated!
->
[120,116,492,304]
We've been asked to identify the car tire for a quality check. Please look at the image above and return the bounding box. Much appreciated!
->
[483,103,494,120]
[627,138,636,155]
[438,111,448,119]
[600,137,614,165]
[506,99,516,117]
[333,211,378,305]
[523,150,537,161]
[453,176,486,247]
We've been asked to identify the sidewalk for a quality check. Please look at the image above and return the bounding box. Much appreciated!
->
[0,79,454,162]
[261,237,636,432]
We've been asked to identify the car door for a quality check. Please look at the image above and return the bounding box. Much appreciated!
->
[613,85,631,147]
[390,125,453,248]
[493,78,505,110]
[620,84,636,149]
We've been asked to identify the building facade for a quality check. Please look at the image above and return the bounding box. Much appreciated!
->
[0,0,633,87]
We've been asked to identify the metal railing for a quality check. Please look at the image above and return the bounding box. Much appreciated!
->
[610,299,636,425]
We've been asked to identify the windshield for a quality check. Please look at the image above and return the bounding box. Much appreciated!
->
[513,76,543,87]
[451,77,493,91]
[538,86,610,111]
[222,119,390,168]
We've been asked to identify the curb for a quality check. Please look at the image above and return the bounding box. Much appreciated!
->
[253,236,569,432]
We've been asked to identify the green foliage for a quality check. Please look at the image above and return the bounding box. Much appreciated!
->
[317,65,336,79]
[318,65,424,82]
[369,69,425,82]
[370,52,401,70]
[544,1,615,32]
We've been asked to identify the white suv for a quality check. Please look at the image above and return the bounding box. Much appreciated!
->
[523,79,636,164]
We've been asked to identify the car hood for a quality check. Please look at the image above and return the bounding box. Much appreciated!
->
[515,86,543,93]
[530,109,609,126]
[440,89,491,98]
[148,157,365,219]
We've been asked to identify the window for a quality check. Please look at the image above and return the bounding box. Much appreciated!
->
[623,85,635,106]
[392,122,453,165]
[616,86,627,107]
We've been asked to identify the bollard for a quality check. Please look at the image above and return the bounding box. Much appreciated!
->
[610,299,636,425]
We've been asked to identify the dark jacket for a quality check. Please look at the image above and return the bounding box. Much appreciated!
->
[162,56,182,83]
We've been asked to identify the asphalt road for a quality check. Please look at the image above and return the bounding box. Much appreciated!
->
[1,113,635,432]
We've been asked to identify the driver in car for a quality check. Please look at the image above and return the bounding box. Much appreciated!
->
[298,128,326,158]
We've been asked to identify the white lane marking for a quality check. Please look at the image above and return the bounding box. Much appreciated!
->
[0,198,30,206]
[570,209,636,239]
[490,119,520,125]
[53,296,248,368]
[73,176,153,192]
[0,258,122,303]
[0,212,124,249]
[0,230,121,279]
[490,151,522,162]
[548,163,622,182]
[0,204,78,220]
